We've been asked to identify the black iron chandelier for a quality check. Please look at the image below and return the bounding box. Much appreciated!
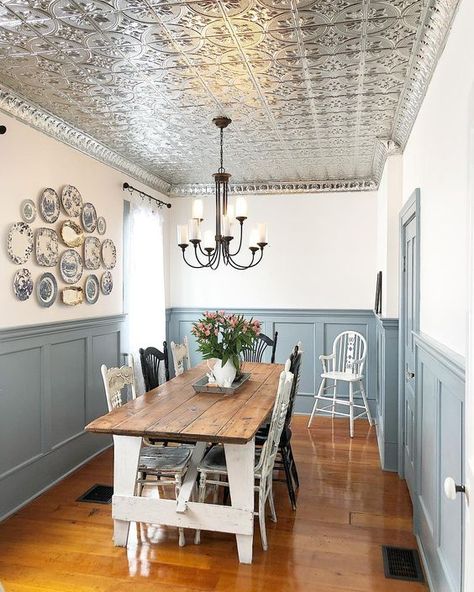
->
[177,116,268,270]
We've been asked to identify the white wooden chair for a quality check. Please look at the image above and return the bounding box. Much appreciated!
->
[100,363,192,546]
[194,360,294,550]
[170,336,191,376]
[307,331,373,437]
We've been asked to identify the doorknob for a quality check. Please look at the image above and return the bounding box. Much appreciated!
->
[444,477,466,500]
[406,369,415,380]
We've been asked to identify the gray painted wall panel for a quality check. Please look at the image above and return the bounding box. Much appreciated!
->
[0,315,124,520]
[0,347,42,475]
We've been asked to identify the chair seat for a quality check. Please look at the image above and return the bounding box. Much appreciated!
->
[139,445,192,473]
[198,444,261,474]
[321,371,364,382]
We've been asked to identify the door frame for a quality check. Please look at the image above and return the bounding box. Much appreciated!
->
[398,188,421,479]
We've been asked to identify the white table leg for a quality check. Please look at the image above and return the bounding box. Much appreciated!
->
[176,441,207,513]
[112,435,142,547]
[224,439,255,564]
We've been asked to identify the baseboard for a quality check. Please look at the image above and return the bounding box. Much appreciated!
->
[416,534,435,592]
[0,443,112,523]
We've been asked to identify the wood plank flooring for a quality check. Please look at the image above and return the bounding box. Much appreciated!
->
[0,417,427,592]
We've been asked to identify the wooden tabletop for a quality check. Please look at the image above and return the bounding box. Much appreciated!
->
[85,362,283,444]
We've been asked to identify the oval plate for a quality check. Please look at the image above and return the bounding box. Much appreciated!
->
[61,185,83,217]
[101,238,116,269]
[84,236,101,269]
[40,188,60,223]
[81,202,97,232]
[21,199,37,223]
[85,274,100,304]
[35,228,59,266]
[97,216,106,235]
[8,222,33,264]
[36,272,58,307]
[60,249,83,284]
[13,268,33,301]
[101,271,113,295]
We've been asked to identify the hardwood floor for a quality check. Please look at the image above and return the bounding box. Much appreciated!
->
[0,417,427,592]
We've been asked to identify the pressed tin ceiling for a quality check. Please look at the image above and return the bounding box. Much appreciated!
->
[0,0,459,195]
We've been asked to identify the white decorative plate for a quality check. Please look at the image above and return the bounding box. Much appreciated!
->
[97,216,106,235]
[40,188,60,223]
[101,271,113,295]
[21,199,37,223]
[61,220,84,247]
[84,236,101,269]
[101,238,116,269]
[60,249,83,284]
[61,185,83,217]
[35,228,59,266]
[36,272,58,307]
[7,222,33,264]
[13,268,33,301]
[85,274,100,304]
[62,286,83,306]
[81,202,97,232]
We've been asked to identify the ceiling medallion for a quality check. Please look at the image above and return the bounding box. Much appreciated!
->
[177,117,267,270]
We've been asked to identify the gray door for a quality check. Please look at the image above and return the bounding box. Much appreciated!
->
[402,216,417,496]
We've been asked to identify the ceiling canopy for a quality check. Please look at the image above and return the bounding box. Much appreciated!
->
[0,0,459,194]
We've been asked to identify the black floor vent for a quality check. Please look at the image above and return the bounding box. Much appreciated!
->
[77,484,113,504]
[382,546,424,582]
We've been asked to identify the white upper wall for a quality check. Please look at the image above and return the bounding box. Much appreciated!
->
[168,191,377,310]
[0,112,167,329]
[402,0,474,355]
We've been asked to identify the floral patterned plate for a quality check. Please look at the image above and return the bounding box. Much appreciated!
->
[13,268,33,301]
[81,202,97,232]
[84,236,101,269]
[101,271,113,295]
[61,185,83,217]
[101,238,116,269]
[8,222,33,264]
[40,188,60,223]
[35,228,59,266]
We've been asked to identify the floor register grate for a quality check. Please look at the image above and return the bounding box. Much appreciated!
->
[77,484,113,504]
[382,546,425,582]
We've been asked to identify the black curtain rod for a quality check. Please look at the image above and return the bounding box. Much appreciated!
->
[122,182,172,208]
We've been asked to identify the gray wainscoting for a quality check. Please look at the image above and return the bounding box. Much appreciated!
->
[167,308,378,415]
[375,316,399,472]
[0,314,125,520]
[412,333,465,592]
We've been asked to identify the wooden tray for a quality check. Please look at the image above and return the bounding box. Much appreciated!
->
[192,372,251,395]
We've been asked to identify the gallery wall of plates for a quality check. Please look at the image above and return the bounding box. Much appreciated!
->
[7,185,117,308]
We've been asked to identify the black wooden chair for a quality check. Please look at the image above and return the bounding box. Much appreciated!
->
[255,343,302,510]
[139,342,170,392]
[243,331,278,364]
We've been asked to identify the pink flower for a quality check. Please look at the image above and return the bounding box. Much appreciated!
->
[230,316,238,327]
[242,325,247,333]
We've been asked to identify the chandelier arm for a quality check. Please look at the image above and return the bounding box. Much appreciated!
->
[210,243,223,270]
[225,249,261,271]
[181,248,211,269]
[228,221,244,257]
[192,243,214,267]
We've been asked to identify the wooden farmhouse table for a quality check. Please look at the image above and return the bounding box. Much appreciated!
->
[86,361,283,564]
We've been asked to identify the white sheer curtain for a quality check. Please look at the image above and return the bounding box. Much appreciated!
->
[127,194,166,394]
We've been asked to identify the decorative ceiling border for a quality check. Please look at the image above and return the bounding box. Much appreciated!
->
[0,83,171,195]
[169,178,378,197]
[391,0,460,151]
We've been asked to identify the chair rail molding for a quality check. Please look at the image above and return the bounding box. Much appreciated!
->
[0,314,126,521]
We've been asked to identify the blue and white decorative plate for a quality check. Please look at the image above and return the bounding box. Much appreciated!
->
[97,216,106,235]
[7,222,34,264]
[84,236,101,269]
[21,199,37,223]
[101,271,113,295]
[60,249,83,284]
[61,185,83,217]
[35,228,59,266]
[13,268,33,301]
[36,272,58,307]
[40,188,60,223]
[85,274,100,304]
[81,202,97,233]
[101,238,116,269]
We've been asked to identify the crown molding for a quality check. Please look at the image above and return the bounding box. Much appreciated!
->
[0,84,171,195]
[391,0,460,149]
[169,178,378,197]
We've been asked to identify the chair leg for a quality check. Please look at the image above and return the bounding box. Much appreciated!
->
[349,382,354,438]
[308,378,325,427]
[174,474,185,547]
[332,380,337,417]
[282,447,297,510]
[194,472,207,545]
[268,480,277,523]
[288,444,299,489]
[360,380,373,426]
[258,486,268,551]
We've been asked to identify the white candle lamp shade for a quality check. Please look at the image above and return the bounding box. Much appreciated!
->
[235,196,248,220]
[249,228,259,250]
[221,215,232,238]
[203,230,215,251]
[226,204,235,220]
[257,223,268,245]
[192,198,204,220]
[177,225,189,246]
[188,218,201,242]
